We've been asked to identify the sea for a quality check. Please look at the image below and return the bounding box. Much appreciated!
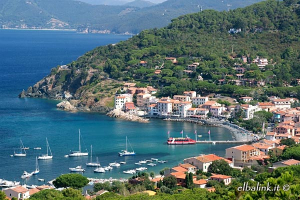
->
[0,29,236,185]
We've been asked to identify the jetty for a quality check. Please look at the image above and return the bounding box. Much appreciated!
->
[196,140,250,144]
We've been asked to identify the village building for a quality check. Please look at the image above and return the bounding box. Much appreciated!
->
[3,186,30,200]
[192,96,208,106]
[210,175,232,185]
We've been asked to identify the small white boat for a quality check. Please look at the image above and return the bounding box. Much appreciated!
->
[135,162,142,165]
[151,158,158,161]
[38,179,45,182]
[119,136,135,156]
[158,160,167,163]
[139,160,147,164]
[22,147,29,150]
[104,166,113,171]
[109,162,120,167]
[38,138,53,160]
[146,160,152,163]
[123,170,136,174]
[69,129,89,157]
[94,167,105,173]
[64,155,69,158]
[120,161,126,164]
[136,167,147,171]
[27,185,37,189]
[21,171,33,179]
[69,166,85,172]
[0,180,20,187]
[34,147,42,150]
[32,157,40,175]
[212,142,216,145]
[147,163,156,166]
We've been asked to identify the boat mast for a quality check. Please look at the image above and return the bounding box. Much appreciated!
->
[79,129,81,153]
[36,156,39,171]
[90,145,92,162]
[20,139,26,154]
[46,138,49,156]
[126,136,128,151]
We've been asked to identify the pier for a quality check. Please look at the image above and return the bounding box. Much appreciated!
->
[196,140,250,144]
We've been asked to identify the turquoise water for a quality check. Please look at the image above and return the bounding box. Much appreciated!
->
[0,30,235,185]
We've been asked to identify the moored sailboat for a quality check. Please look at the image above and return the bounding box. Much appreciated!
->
[38,138,53,160]
[119,136,135,156]
[86,145,100,167]
[14,140,27,157]
[69,129,88,157]
[32,157,39,175]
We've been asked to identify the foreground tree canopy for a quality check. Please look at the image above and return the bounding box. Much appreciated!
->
[53,174,89,189]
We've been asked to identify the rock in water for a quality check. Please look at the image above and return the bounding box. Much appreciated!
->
[107,109,149,123]
[56,101,76,111]
[19,89,26,98]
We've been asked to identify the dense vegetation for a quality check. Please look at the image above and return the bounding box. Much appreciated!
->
[0,0,263,34]
[53,174,89,189]
[47,0,297,102]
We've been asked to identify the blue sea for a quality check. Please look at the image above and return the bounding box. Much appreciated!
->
[0,29,235,185]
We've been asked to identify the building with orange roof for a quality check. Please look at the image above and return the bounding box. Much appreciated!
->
[272,98,291,109]
[180,163,197,174]
[226,144,261,167]
[178,102,193,118]
[184,154,233,172]
[275,125,294,136]
[201,101,221,110]
[173,95,191,102]
[269,145,286,157]
[183,91,197,98]
[168,171,187,186]
[193,178,207,188]
[154,70,161,74]
[192,96,208,106]
[270,159,300,172]
[29,188,40,196]
[252,143,273,154]
[210,106,225,117]
[257,102,275,111]
[210,174,232,185]
[157,99,173,116]
[127,87,137,94]
[140,60,147,66]
[172,166,188,173]
[3,186,30,200]
[137,93,151,107]
[125,102,136,114]
[165,57,177,64]
[114,94,133,110]
[136,88,148,94]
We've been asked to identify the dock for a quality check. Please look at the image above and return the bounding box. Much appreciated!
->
[196,140,250,144]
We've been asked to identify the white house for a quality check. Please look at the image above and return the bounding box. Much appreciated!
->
[157,100,173,116]
[273,99,291,109]
[192,96,208,106]
[173,95,191,102]
[178,102,192,118]
[148,104,158,116]
[3,186,30,200]
[183,91,197,98]
[114,94,133,110]
[210,106,225,117]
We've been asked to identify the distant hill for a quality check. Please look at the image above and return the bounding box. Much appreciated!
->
[124,0,156,8]
[77,0,130,5]
[0,0,264,34]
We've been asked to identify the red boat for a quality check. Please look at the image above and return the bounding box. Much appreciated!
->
[167,137,196,145]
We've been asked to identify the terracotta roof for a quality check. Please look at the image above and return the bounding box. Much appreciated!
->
[140,61,147,64]
[29,188,40,195]
[151,177,163,183]
[211,174,232,179]
[241,97,253,99]
[195,154,232,164]
[233,144,256,151]
[210,106,221,109]
[170,172,186,179]
[125,102,136,110]
[252,143,272,149]
[193,179,207,185]
[203,101,217,106]
[206,187,216,192]
[10,186,28,193]
[148,104,157,108]
[172,166,188,173]
[188,108,197,111]
[266,132,275,136]
[180,163,196,169]
[276,145,286,150]
[236,74,244,76]
[116,96,126,99]
[282,159,300,166]
[258,102,275,106]
[273,99,290,102]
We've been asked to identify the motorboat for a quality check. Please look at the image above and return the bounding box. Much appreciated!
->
[147,163,156,166]
[136,167,147,171]
[69,166,85,172]
[109,162,120,167]
[94,167,105,173]
[21,171,33,179]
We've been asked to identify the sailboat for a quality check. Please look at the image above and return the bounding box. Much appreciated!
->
[38,138,53,160]
[86,146,100,167]
[14,140,27,157]
[119,136,135,156]
[21,171,33,179]
[69,129,88,157]
[32,157,39,175]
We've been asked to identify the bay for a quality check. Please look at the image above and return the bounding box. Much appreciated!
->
[0,29,235,185]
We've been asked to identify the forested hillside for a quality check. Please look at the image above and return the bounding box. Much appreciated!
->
[22,0,300,109]
[0,0,263,34]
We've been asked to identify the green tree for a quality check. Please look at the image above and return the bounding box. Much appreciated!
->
[163,175,177,189]
[208,160,232,176]
[280,138,296,146]
[53,174,89,189]
[62,188,85,200]
[94,182,111,192]
[0,191,6,200]
[29,189,64,200]
[150,171,155,179]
